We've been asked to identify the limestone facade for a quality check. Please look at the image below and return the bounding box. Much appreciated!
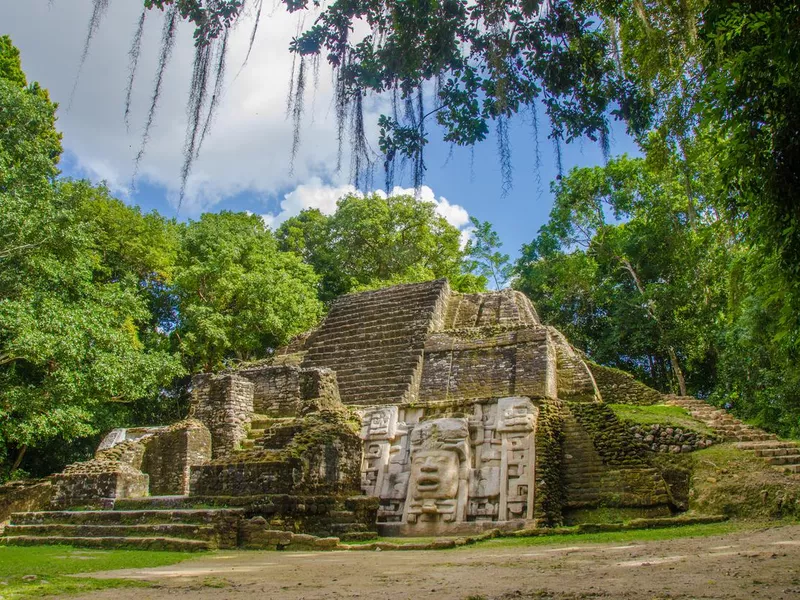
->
[25,279,675,538]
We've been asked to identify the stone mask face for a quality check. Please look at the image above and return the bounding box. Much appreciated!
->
[410,449,459,500]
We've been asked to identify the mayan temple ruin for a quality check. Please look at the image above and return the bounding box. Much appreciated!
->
[1,279,798,550]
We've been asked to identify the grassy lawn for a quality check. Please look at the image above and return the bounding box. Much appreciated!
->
[0,545,204,599]
[345,518,798,549]
[609,403,714,434]
[477,519,772,549]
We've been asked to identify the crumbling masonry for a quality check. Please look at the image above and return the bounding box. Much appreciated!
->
[1,280,692,548]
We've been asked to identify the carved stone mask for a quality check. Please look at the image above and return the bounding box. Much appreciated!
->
[410,449,460,500]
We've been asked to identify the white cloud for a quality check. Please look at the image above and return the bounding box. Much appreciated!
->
[261,177,356,228]
[263,182,473,246]
[2,1,381,215]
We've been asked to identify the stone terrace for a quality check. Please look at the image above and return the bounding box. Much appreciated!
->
[301,280,449,405]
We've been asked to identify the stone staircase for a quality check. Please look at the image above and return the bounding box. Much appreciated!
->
[665,395,800,475]
[302,280,448,405]
[0,508,244,550]
[561,413,668,510]
[240,414,299,451]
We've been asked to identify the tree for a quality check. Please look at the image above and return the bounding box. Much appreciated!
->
[516,154,727,396]
[0,37,183,478]
[464,217,513,290]
[172,211,323,371]
[277,192,486,301]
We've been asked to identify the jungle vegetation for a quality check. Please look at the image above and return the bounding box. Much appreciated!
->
[2,0,799,476]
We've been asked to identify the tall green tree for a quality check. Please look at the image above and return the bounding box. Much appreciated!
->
[517,154,727,396]
[277,193,486,302]
[173,211,323,371]
[464,217,513,290]
[0,37,183,477]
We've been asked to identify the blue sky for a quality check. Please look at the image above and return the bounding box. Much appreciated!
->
[4,1,640,262]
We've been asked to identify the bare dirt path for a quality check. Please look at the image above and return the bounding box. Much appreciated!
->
[71,524,800,600]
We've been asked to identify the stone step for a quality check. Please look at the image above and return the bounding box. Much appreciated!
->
[4,523,219,541]
[304,341,420,361]
[0,535,211,551]
[10,509,244,526]
[750,447,796,457]
[764,454,800,466]
[779,464,800,474]
[331,288,443,311]
[319,305,437,328]
[320,306,435,328]
[345,387,411,404]
[328,510,357,524]
[335,371,416,387]
[735,441,799,450]
[250,416,295,429]
[333,358,419,375]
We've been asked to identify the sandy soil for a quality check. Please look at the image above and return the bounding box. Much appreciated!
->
[71,524,800,600]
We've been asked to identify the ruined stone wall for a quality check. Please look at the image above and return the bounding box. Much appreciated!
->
[588,362,663,405]
[50,462,149,508]
[561,403,670,516]
[141,420,212,495]
[419,328,556,402]
[627,423,718,453]
[191,373,254,458]
[549,329,599,402]
[0,480,54,522]
[443,290,539,329]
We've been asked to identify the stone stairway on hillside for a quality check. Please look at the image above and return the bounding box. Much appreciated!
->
[561,413,668,512]
[0,508,243,550]
[302,280,448,405]
[665,395,800,475]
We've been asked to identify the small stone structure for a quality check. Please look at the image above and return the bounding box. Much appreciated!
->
[3,280,713,548]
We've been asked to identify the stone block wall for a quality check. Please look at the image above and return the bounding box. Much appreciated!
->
[0,480,54,522]
[560,404,670,516]
[419,328,556,401]
[50,463,149,508]
[628,423,718,453]
[533,400,566,526]
[141,420,212,495]
[191,373,254,458]
[443,290,539,329]
[549,329,599,402]
[588,362,663,405]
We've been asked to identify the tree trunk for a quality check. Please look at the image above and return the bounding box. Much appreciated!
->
[11,444,27,473]
[667,346,687,396]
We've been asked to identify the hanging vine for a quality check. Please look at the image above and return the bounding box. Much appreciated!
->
[77,0,643,203]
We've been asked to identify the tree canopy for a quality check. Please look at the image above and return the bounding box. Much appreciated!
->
[276,192,487,302]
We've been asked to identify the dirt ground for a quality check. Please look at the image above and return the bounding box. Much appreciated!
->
[72,524,800,600]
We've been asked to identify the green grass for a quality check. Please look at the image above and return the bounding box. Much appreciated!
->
[0,545,204,599]
[475,519,788,548]
[609,403,714,433]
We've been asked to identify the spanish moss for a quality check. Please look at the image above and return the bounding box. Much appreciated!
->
[497,114,512,197]
[132,5,178,184]
[289,55,307,175]
[529,103,543,197]
[238,0,264,74]
[198,29,229,155]
[124,7,147,131]
[349,91,374,191]
[285,15,304,119]
[413,87,425,190]
[69,0,109,109]
[178,40,213,210]
[600,125,610,163]
[553,134,563,177]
